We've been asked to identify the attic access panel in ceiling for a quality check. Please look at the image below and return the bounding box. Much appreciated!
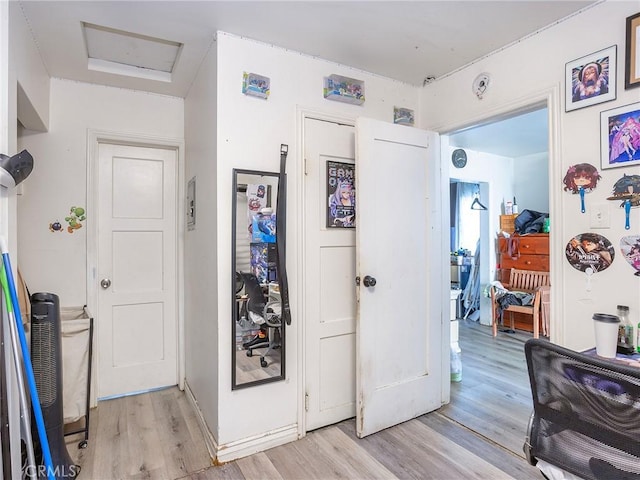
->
[82,22,183,83]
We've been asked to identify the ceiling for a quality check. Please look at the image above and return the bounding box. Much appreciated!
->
[449,107,549,157]
[17,0,597,156]
[19,1,598,96]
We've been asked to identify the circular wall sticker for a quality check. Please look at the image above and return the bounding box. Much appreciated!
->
[620,235,640,276]
[565,232,615,273]
[563,163,601,194]
[606,174,640,207]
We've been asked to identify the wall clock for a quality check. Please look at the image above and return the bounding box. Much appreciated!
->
[451,149,467,168]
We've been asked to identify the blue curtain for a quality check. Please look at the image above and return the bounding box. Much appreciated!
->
[450,182,480,252]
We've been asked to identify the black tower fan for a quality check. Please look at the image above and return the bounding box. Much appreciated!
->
[30,292,78,478]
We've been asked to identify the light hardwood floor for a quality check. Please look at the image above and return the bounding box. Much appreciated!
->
[66,321,541,479]
[441,319,537,456]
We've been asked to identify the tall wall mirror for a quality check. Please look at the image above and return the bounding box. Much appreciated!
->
[232,169,285,389]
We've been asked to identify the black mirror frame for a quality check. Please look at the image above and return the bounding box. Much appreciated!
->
[231,168,286,390]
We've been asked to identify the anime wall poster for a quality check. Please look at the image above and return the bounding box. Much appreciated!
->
[250,242,277,283]
[565,45,616,112]
[565,232,615,273]
[600,102,640,169]
[251,210,276,243]
[620,235,640,276]
[327,161,355,228]
[246,183,268,239]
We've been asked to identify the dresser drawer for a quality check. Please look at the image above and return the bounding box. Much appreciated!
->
[499,235,549,256]
[500,254,549,271]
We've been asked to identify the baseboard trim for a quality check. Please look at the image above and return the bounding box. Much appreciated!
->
[215,424,299,463]
[184,381,298,463]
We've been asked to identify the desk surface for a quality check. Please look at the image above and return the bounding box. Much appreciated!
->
[583,347,640,368]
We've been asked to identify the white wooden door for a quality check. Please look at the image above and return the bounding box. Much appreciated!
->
[97,143,178,399]
[356,117,442,437]
[304,118,357,430]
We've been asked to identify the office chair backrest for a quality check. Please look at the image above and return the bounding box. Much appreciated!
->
[240,272,266,319]
[524,338,640,480]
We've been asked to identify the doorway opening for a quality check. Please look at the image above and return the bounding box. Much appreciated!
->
[443,104,550,456]
[446,106,549,325]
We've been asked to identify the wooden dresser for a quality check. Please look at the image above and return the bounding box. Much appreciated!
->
[497,234,549,283]
[497,233,550,332]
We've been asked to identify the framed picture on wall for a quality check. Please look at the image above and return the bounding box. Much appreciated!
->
[326,161,355,228]
[565,45,617,112]
[600,101,640,170]
[625,12,640,89]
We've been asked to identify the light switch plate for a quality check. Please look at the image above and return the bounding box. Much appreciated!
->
[590,203,610,229]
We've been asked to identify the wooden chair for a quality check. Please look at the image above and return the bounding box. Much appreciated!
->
[491,269,550,338]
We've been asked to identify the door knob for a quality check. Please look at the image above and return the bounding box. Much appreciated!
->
[100,278,112,289]
[363,275,377,287]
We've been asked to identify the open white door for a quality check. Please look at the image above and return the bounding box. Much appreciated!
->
[356,117,443,437]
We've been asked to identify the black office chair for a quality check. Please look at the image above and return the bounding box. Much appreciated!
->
[239,272,281,368]
[523,338,640,480]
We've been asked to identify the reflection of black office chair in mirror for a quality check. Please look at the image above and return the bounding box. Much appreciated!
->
[235,271,244,295]
[239,272,281,368]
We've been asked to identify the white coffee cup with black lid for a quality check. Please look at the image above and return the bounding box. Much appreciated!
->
[593,313,620,358]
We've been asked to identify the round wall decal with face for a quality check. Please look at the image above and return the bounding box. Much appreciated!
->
[451,149,467,168]
[606,174,640,207]
[563,163,601,194]
[565,232,615,273]
[563,163,601,214]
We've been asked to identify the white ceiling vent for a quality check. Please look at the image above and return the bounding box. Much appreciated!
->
[82,22,182,83]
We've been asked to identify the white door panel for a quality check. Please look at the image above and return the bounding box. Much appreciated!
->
[112,156,164,218]
[112,231,164,291]
[356,117,442,437]
[97,143,177,398]
[304,118,356,430]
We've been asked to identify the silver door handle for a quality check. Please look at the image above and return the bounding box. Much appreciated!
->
[100,278,112,289]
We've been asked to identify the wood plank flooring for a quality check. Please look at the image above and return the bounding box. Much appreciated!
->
[235,348,281,385]
[65,320,541,479]
[441,319,536,456]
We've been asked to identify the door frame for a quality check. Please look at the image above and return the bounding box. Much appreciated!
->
[86,130,185,407]
[296,108,355,437]
[1,1,22,473]
[436,86,563,345]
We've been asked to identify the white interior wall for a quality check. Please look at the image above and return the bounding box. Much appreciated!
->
[448,148,515,236]
[423,0,640,350]
[17,79,184,308]
[184,39,219,442]
[209,32,420,458]
[10,2,49,132]
[8,0,41,278]
[514,153,549,213]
